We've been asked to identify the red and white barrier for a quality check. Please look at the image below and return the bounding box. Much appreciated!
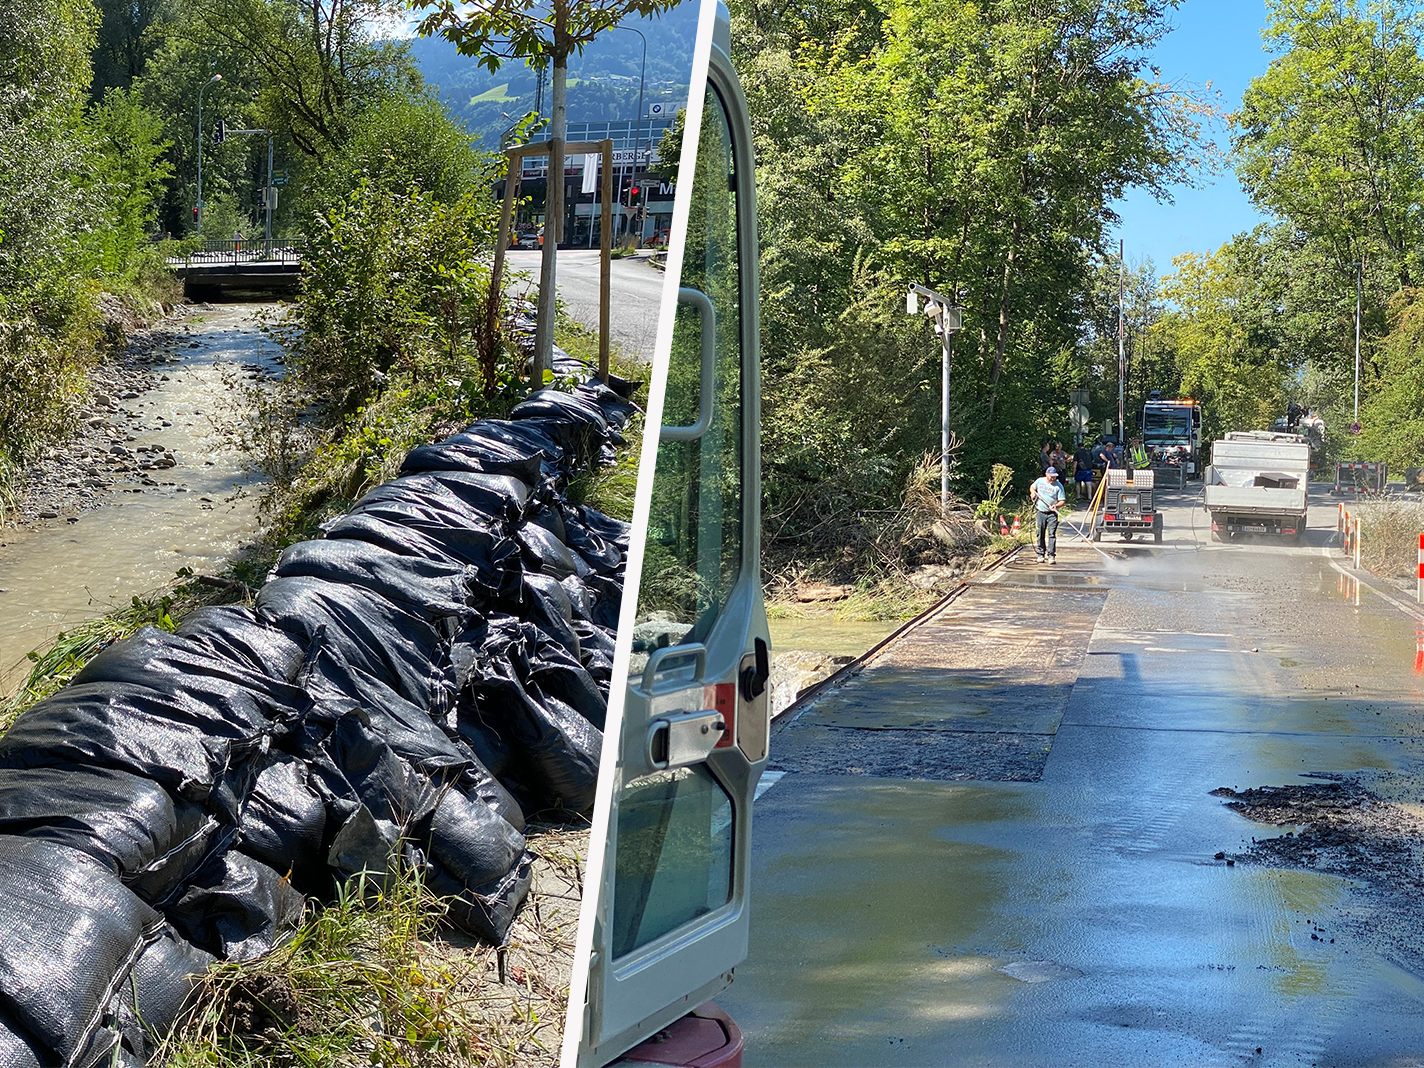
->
[1417,532,1423,604]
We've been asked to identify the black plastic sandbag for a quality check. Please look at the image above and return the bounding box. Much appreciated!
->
[0,765,216,902]
[301,649,524,829]
[0,836,162,1065]
[256,576,456,714]
[321,511,524,598]
[311,711,440,831]
[302,650,468,775]
[0,684,269,820]
[581,572,626,629]
[166,851,305,962]
[516,520,589,579]
[558,575,595,622]
[573,619,617,683]
[72,625,310,731]
[0,1011,43,1068]
[350,470,530,535]
[272,538,477,623]
[237,755,329,892]
[425,786,527,901]
[460,622,602,813]
[400,435,547,487]
[174,605,308,684]
[433,418,566,471]
[109,926,215,1061]
[574,377,639,421]
[510,390,612,465]
[518,573,583,659]
[560,504,626,575]
[427,848,535,946]
[520,626,609,728]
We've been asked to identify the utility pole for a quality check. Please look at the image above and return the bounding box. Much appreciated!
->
[195,73,222,232]
[606,23,647,245]
[1354,256,1363,431]
[264,132,274,245]
[907,283,965,517]
[1118,238,1126,439]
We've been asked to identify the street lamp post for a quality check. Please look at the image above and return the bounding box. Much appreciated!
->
[196,73,222,233]
[607,23,647,244]
[907,282,965,516]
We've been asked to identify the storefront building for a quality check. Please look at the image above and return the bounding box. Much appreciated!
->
[503,115,677,246]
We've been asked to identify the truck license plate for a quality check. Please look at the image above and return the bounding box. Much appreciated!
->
[1243,524,1267,533]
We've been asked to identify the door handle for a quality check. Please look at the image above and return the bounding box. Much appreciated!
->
[739,637,769,701]
[647,709,726,770]
[640,643,706,694]
[661,287,716,442]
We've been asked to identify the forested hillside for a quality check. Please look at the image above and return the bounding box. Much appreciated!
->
[409,1,698,145]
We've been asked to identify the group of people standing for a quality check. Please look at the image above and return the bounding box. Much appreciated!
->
[1038,436,1151,501]
[1029,435,1152,563]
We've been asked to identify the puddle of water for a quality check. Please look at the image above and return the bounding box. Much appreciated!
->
[769,611,900,659]
[0,304,277,686]
[999,959,1083,983]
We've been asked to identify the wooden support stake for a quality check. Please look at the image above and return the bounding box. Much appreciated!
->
[490,146,525,389]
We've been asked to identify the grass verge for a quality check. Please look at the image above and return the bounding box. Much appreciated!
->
[1357,497,1424,581]
[158,825,585,1068]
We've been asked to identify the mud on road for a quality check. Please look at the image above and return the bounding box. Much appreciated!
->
[1215,775,1424,969]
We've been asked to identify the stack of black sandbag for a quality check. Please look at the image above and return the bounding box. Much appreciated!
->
[0,361,636,1067]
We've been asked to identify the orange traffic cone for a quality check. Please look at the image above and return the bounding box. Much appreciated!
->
[1011,515,1022,536]
[1000,516,1010,536]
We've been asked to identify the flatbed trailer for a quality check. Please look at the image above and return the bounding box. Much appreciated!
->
[1203,432,1311,541]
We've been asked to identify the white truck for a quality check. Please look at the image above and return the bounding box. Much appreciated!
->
[1203,431,1312,541]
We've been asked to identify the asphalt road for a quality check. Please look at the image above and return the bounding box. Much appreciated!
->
[725,487,1424,1065]
[505,249,668,363]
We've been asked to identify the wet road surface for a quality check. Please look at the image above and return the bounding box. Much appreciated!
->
[505,249,666,361]
[724,488,1424,1065]
[0,305,275,685]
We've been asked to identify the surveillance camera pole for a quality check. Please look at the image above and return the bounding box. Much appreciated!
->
[907,282,965,517]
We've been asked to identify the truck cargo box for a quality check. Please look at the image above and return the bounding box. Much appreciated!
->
[1204,432,1311,539]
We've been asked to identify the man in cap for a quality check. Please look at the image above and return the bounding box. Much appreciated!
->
[1030,465,1067,564]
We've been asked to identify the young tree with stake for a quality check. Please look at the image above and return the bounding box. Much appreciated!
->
[412,0,679,388]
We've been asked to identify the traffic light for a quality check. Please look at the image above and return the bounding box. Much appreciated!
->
[192,206,199,223]
[627,184,639,206]
[213,118,226,145]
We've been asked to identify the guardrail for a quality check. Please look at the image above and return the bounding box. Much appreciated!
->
[168,239,306,268]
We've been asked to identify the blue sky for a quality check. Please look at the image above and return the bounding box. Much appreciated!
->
[1110,0,1273,275]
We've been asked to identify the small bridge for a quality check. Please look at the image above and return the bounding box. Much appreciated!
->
[167,240,304,298]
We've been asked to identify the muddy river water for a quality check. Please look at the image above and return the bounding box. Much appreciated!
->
[0,304,278,686]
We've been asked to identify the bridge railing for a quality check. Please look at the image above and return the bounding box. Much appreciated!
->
[169,239,306,268]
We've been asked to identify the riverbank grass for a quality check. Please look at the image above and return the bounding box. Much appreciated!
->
[158,826,584,1068]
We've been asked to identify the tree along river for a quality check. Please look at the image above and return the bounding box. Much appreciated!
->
[0,303,278,689]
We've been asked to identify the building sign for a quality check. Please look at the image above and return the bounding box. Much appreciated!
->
[521,149,655,177]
